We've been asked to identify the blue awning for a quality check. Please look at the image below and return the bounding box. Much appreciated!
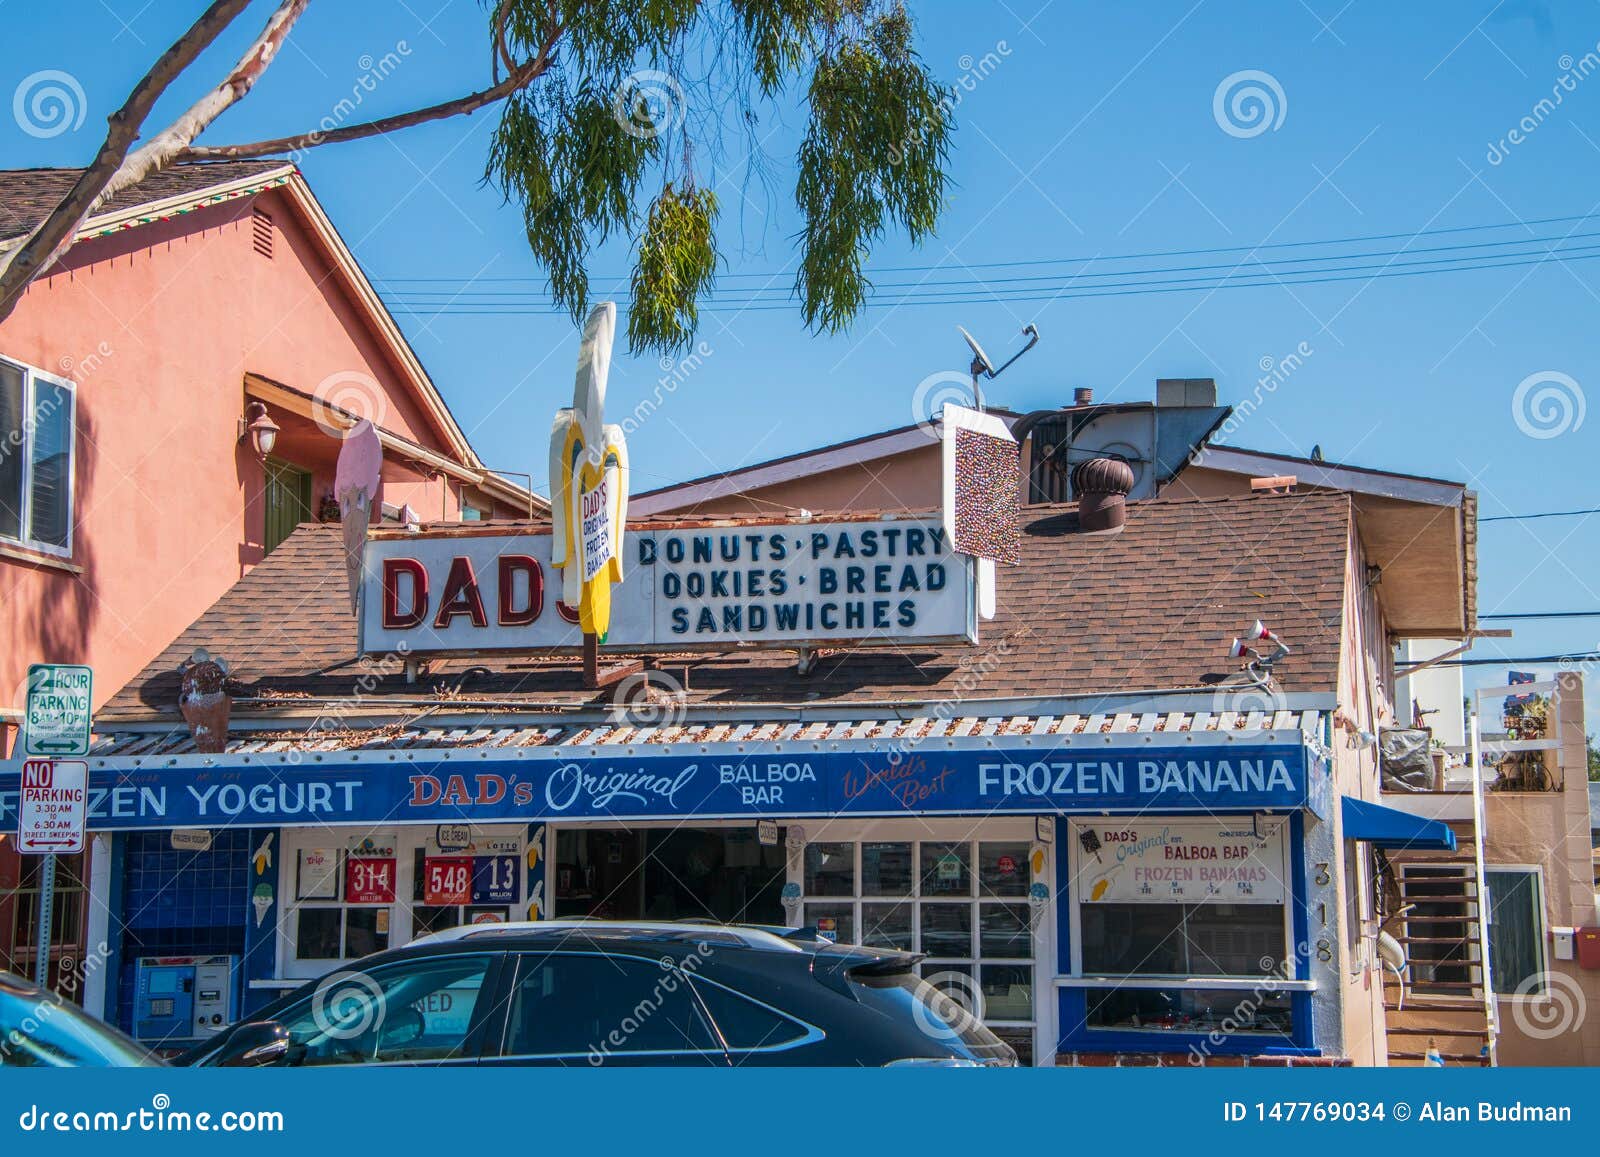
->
[1341,797,1457,851]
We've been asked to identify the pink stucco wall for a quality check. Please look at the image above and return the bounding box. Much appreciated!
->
[0,186,492,717]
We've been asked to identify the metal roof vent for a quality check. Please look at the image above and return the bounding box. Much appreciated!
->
[1072,456,1134,533]
[252,207,274,259]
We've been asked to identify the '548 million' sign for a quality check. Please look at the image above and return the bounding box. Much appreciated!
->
[359,515,977,657]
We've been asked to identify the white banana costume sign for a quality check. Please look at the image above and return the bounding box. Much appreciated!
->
[548,302,629,640]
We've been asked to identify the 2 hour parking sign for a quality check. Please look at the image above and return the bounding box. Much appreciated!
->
[23,663,93,756]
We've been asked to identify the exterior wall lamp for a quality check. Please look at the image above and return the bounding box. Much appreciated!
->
[239,401,281,460]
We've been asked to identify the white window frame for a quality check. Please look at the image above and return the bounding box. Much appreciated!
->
[276,825,526,980]
[790,817,1045,1052]
[0,355,77,558]
[1484,864,1548,999]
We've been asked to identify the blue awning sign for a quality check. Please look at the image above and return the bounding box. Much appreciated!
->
[0,744,1312,831]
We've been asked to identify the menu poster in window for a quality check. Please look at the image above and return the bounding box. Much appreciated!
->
[1073,821,1286,905]
[424,856,473,905]
[297,847,340,900]
[346,855,397,904]
[472,854,519,904]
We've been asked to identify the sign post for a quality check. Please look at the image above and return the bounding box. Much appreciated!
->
[20,663,94,990]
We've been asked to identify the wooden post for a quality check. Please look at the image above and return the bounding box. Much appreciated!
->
[582,632,598,689]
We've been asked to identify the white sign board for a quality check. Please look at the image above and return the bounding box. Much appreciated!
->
[1072,819,1287,905]
[580,476,613,583]
[23,664,93,757]
[360,517,976,656]
[18,759,88,854]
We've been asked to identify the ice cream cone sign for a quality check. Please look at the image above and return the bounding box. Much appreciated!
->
[335,419,382,613]
[548,303,629,640]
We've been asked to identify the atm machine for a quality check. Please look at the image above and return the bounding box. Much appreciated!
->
[133,955,240,1043]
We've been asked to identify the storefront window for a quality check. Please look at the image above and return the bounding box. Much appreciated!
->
[862,842,912,894]
[1066,819,1297,1049]
[279,828,523,977]
[804,843,855,896]
[1085,987,1294,1035]
[799,829,1039,1052]
[920,842,971,896]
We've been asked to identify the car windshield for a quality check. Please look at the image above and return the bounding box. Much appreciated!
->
[0,976,154,1067]
[851,969,1016,1064]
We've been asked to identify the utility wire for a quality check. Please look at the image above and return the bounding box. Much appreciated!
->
[381,246,1600,314]
[379,236,1600,302]
[373,208,1600,283]
[1479,611,1600,620]
[1480,506,1600,523]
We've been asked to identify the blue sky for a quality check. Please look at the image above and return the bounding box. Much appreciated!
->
[5,0,1599,723]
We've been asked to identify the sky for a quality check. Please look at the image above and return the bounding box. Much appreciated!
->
[4,0,1599,728]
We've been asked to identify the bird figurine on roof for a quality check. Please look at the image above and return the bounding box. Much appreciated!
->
[548,302,629,641]
[334,418,383,613]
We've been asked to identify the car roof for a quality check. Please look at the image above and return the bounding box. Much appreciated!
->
[408,919,811,953]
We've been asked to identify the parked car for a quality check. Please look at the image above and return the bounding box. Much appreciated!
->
[0,971,158,1067]
[183,921,1017,1067]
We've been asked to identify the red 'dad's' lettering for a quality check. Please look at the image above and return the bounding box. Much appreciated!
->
[498,554,543,626]
[382,558,428,629]
[434,556,488,629]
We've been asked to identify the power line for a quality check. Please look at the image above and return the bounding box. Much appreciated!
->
[1425,654,1600,667]
[1480,506,1600,523]
[380,246,1600,315]
[372,208,1600,283]
[1479,610,1600,620]
[378,236,1600,302]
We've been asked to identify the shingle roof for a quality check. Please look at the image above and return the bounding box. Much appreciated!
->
[100,490,1353,722]
[0,161,290,241]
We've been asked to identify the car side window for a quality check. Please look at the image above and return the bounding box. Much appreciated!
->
[503,953,718,1059]
[690,978,812,1051]
[274,953,493,1066]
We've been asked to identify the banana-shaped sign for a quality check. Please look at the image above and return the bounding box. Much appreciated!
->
[549,303,629,640]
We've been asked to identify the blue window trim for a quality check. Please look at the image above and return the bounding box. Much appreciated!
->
[1052,811,1318,1056]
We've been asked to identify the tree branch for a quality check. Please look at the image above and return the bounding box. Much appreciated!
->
[0,0,255,321]
[106,0,310,200]
[180,20,563,162]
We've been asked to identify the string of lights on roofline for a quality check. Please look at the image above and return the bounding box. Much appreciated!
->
[85,175,294,239]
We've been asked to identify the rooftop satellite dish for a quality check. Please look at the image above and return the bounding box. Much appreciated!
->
[956,323,1040,411]
[958,325,996,378]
